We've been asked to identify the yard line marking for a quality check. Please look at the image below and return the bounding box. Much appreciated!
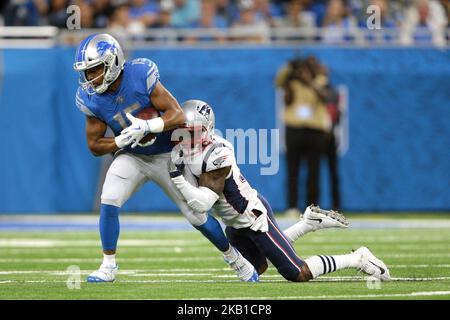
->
[0,264,450,274]
[0,239,207,247]
[1,279,450,285]
[193,291,450,300]
[0,257,220,263]
[129,273,213,277]
[0,270,449,282]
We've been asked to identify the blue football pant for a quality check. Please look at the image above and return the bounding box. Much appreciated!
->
[225,194,306,282]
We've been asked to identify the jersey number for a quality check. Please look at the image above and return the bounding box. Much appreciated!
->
[113,103,140,129]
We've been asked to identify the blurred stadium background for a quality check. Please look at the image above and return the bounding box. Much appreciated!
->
[0,0,450,300]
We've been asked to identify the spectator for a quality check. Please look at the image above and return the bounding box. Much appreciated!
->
[301,0,328,27]
[440,0,450,26]
[400,0,448,46]
[230,0,270,43]
[129,0,159,28]
[171,0,201,28]
[47,0,70,28]
[281,0,316,27]
[92,0,114,28]
[72,0,95,29]
[187,0,227,43]
[4,0,47,26]
[253,0,284,27]
[321,0,359,44]
[154,0,174,28]
[305,55,341,211]
[216,0,236,25]
[109,4,145,39]
[275,58,332,217]
[192,0,228,28]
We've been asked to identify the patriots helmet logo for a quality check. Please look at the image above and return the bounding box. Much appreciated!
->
[213,156,226,167]
[198,104,212,121]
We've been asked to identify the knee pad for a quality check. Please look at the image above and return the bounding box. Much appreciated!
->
[101,155,144,207]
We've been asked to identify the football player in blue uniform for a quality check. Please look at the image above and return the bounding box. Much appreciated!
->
[73,33,259,282]
[168,100,391,282]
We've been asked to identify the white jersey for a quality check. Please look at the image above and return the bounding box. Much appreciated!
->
[184,135,267,229]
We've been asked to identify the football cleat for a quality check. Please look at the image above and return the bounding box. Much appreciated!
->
[353,247,391,281]
[224,249,259,282]
[303,204,349,231]
[86,263,118,283]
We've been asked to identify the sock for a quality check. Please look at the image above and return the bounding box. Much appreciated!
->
[283,221,315,243]
[223,246,239,262]
[194,214,230,252]
[305,254,361,278]
[99,204,120,251]
[103,254,116,266]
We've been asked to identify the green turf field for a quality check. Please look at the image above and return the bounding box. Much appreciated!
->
[1,215,450,300]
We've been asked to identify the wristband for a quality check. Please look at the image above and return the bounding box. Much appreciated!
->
[146,117,164,133]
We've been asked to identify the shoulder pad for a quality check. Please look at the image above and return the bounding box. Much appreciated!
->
[202,143,234,173]
[130,58,160,96]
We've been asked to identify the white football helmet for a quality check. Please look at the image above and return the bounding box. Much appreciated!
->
[73,33,125,95]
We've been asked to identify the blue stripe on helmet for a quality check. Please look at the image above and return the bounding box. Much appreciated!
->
[76,34,97,63]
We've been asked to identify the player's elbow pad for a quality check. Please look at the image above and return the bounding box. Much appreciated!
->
[171,176,219,212]
[186,187,219,212]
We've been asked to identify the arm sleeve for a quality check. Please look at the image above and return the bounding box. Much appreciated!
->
[171,175,219,213]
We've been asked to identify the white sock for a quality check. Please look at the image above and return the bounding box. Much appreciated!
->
[103,254,116,266]
[223,246,239,262]
[305,254,361,278]
[283,221,315,243]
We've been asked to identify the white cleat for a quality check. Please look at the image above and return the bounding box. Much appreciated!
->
[224,249,259,282]
[86,263,118,283]
[353,247,391,281]
[303,204,349,231]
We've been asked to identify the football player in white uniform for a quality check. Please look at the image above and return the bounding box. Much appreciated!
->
[168,100,391,282]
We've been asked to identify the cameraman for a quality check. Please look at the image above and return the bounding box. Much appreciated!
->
[276,58,331,217]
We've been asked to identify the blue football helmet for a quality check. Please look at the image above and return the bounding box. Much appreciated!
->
[73,33,125,95]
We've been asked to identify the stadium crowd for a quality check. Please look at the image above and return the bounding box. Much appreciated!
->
[1,0,449,44]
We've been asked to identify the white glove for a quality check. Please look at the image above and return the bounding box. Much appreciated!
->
[249,209,269,233]
[120,113,165,149]
[114,133,132,149]
[120,113,151,149]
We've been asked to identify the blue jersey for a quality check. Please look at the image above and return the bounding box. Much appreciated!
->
[75,58,174,155]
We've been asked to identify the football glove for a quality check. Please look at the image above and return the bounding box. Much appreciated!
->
[114,133,133,149]
[249,209,269,233]
[168,147,185,178]
[121,113,164,149]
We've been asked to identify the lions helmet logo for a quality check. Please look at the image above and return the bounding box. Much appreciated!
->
[96,41,117,56]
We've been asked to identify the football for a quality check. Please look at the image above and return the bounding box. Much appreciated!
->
[136,107,160,145]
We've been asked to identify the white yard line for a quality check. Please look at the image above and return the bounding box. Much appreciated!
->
[1,264,450,275]
[0,239,206,247]
[194,291,450,300]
